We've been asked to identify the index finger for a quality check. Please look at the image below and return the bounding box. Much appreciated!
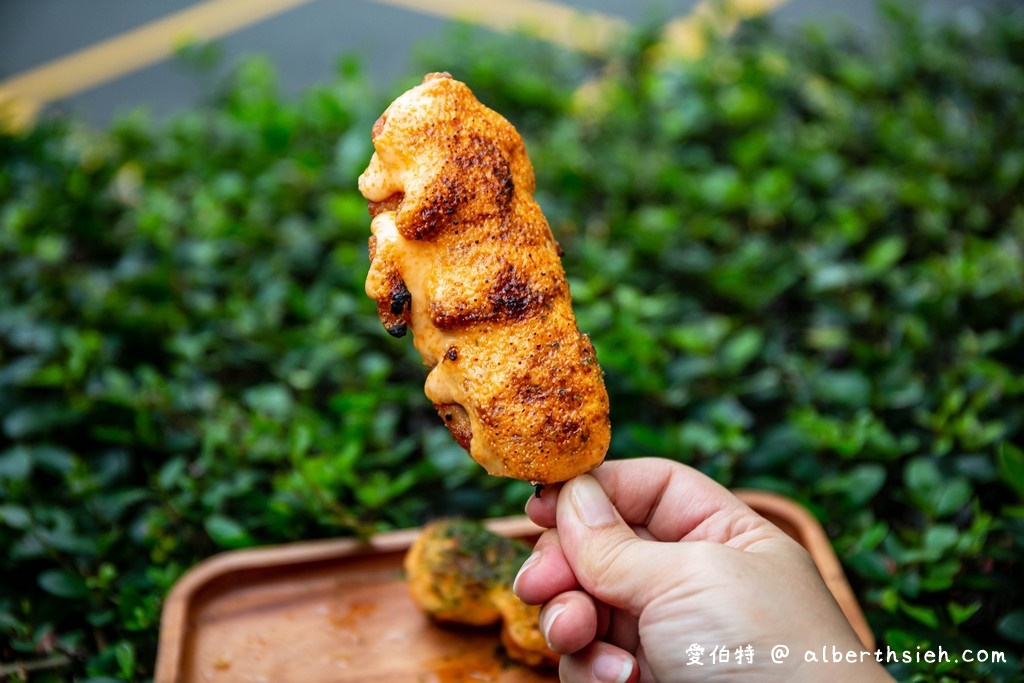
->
[535,458,763,545]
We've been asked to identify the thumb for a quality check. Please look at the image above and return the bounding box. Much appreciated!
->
[556,474,684,614]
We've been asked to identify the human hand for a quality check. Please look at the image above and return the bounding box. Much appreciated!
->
[513,458,893,682]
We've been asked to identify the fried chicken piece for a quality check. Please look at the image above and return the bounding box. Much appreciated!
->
[492,589,556,668]
[404,519,557,668]
[359,73,610,485]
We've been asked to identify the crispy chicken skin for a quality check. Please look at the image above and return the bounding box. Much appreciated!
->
[404,519,557,668]
[358,73,610,484]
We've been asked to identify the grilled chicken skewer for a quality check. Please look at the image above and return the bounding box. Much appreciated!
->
[359,73,610,485]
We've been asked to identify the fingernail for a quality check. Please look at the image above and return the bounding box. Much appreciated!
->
[512,550,540,597]
[539,603,566,650]
[593,653,633,683]
[569,475,616,528]
[524,492,538,516]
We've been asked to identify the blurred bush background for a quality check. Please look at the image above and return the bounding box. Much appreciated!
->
[1,3,1023,681]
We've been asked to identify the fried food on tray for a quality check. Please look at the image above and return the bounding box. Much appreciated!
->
[358,72,610,485]
[404,519,557,668]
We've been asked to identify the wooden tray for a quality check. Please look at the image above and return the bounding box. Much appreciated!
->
[155,492,873,682]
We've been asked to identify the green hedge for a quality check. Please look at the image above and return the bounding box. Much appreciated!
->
[2,4,1023,681]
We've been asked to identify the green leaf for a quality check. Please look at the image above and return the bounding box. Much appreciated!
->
[290,422,313,459]
[933,478,973,518]
[857,521,890,552]
[846,551,892,581]
[721,328,763,372]
[666,317,730,355]
[900,600,941,629]
[204,515,254,549]
[922,524,958,557]
[996,609,1024,643]
[812,371,871,408]
[38,569,89,599]
[243,384,294,418]
[903,459,972,518]
[998,442,1024,498]
[864,235,907,274]
[31,445,76,473]
[2,404,76,439]
[0,446,32,480]
[0,504,32,530]
[87,609,116,627]
[918,560,959,591]
[114,640,136,678]
[820,464,886,506]
[905,457,941,496]
[947,601,981,626]
[157,456,187,491]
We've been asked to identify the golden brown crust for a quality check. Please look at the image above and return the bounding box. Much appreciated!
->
[359,73,610,484]
[404,520,557,668]
[403,520,502,626]
[495,592,558,668]
[367,191,404,218]
[434,402,472,451]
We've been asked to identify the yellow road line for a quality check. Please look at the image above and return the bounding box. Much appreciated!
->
[0,0,322,131]
[0,0,786,132]
[371,0,629,55]
[381,0,785,57]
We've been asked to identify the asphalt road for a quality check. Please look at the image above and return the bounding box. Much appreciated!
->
[0,0,1002,128]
